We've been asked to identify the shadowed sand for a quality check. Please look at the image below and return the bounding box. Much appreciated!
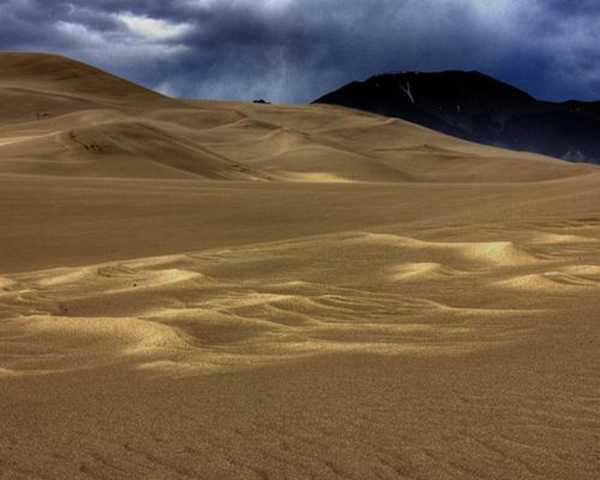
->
[1,53,600,479]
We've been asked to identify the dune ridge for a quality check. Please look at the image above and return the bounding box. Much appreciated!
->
[0,53,594,183]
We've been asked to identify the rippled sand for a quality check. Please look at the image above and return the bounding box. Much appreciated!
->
[1,54,600,479]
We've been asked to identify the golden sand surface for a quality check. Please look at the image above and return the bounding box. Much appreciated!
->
[1,53,599,479]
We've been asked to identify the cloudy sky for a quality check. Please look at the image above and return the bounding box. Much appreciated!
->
[2,0,599,103]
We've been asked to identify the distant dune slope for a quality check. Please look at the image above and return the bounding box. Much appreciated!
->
[0,52,164,100]
[0,53,594,182]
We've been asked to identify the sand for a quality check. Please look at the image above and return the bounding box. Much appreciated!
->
[1,53,599,479]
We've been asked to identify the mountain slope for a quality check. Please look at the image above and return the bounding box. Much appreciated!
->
[314,71,600,163]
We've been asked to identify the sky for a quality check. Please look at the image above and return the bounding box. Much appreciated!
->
[1,0,600,103]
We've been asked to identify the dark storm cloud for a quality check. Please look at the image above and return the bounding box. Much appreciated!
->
[1,0,600,103]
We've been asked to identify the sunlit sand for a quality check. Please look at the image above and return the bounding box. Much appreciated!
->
[2,53,599,479]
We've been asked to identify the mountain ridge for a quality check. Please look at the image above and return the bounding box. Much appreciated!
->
[314,70,600,163]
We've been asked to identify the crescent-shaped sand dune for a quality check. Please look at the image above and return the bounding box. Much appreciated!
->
[1,53,600,480]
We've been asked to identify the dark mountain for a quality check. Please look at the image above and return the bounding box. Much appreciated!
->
[313,71,600,163]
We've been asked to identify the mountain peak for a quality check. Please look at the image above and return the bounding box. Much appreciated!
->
[314,70,600,162]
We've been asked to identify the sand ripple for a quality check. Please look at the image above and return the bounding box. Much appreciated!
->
[1,231,562,377]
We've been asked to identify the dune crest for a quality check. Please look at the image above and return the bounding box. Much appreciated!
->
[0,53,594,183]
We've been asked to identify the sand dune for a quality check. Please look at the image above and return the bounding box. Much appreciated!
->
[0,53,593,183]
[2,53,600,479]
[499,264,600,291]
[0,232,551,377]
[389,262,464,281]
[0,52,164,100]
